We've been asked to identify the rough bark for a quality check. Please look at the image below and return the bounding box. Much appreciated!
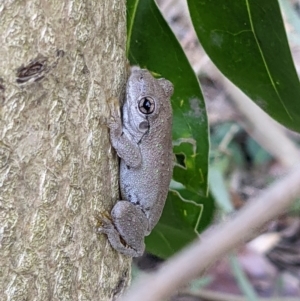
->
[0,1,129,300]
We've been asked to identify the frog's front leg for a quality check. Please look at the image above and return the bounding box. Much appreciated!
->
[101,114,146,257]
[98,201,148,257]
[108,114,142,168]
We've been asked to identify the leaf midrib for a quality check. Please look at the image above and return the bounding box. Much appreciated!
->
[245,0,292,120]
[126,0,139,56]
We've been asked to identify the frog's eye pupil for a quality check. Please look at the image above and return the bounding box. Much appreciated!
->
[138,97,155,114]
[144,99,151,110]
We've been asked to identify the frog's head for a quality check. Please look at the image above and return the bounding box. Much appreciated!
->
[123,68,173,138]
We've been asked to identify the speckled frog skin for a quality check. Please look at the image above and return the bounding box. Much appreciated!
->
[99,68,174,257]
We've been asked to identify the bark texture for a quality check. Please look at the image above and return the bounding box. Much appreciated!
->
[0,1,129,300]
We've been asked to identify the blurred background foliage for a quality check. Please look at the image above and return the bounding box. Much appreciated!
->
[128,0,300,299]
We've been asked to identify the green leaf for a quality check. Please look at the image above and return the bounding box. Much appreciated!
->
[210,122,245,168]
[145,192,215,258]
[188,0,300,132]
[209,166,234,214]
[229,253,259,301]
[127,0,213,257]
[246,137,273,166]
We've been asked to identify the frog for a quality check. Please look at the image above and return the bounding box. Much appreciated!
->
[98,68,174,257]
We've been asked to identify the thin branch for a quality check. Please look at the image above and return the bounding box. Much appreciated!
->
[222,75,300,168]
[197,59,300,169]
[119,164,300,301]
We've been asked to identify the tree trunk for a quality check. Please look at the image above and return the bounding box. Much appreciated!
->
[0,1,129,300]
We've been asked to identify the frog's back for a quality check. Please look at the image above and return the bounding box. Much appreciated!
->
[120,110,173,231]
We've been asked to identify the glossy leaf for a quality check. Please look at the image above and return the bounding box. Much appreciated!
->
[127,0,214,257]
[188,0,300,132]
[146,191,215,258]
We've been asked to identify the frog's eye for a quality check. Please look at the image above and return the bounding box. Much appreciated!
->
[138,97,155,114]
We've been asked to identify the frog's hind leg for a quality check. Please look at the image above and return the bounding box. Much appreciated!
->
[98,201,148,257]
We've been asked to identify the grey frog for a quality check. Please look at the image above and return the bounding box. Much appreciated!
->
[99,68,174,257]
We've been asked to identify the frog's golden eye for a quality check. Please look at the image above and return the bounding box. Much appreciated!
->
[138,97,155,114]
